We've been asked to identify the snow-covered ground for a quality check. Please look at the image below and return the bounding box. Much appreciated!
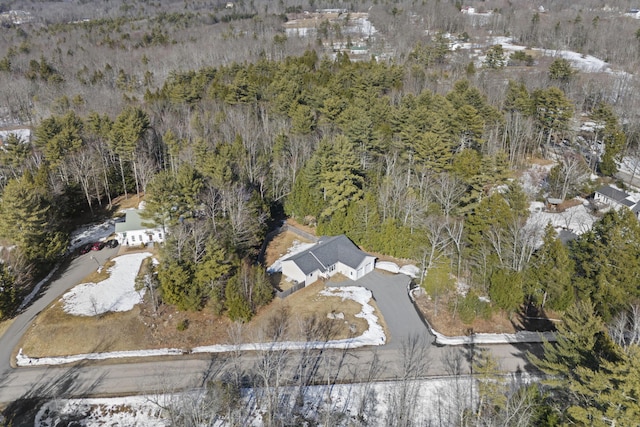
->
[266,240,316,274]
[35,373,537,427]
[453,36,626,76]
[376,261,420,278]
[17,286,384,366]
[526,199,596,239]
[0,127,30,143]
[61,252,152,316]
[68,219,117,252]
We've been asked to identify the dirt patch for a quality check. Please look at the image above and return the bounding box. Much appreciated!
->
[285,218,316,236]
[557,198,583,212]
[265,230,313,268]
[414,292,519,336]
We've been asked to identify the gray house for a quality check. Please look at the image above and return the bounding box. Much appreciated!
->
[280,235,376,286]
[594,185,640,218]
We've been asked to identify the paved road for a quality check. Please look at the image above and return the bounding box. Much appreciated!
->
[0,253,539,419]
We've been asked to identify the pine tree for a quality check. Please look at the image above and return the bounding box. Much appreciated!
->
[484,44,506,68]
[527,224,574,310]
[109,106,150,197]
[532,87,574,145]
[0,175,67,262]
[0,263,16,320]
[489,269,523,312]
[319,135,364,220]
[548,58,575,83]
[194,241,233,314]
[141,170,179,232]
[225,274,253,322]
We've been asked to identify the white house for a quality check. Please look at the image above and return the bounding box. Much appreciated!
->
[280,235,376,286]
[115,209,165,246]
[594,185,640,218]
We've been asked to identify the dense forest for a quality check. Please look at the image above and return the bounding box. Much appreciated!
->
[2,0,640,424]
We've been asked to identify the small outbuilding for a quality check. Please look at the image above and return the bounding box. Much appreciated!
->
[115,209,165,246]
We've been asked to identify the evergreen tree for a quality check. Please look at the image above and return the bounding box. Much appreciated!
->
[109,106,150,197]
[592,102,626,176]
[570,209,640,320]
[484,44,506,68]
[194,241,233,314]
[489,268,524,312]
[158,260,202,311]
[0,264,16,320]
[532,87,574,145]
[0,175,67,263]
[225,274,253,322]
[142,170,179,232]
[503,80,532,113]
[548,58,575,83]
[526,223,574,310]
[528,301,623,425]
[319,135,364,220]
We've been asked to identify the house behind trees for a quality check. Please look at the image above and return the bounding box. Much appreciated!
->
[115,209,165,246]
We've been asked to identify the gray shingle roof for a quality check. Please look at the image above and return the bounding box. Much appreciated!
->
[115,209,159,233]
[597,185,629,202]
[286,235,371,275]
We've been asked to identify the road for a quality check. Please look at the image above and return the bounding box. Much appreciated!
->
[0,249,540,420]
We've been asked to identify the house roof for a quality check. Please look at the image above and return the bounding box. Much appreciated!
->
[285,235,372,275]
[114,209,160,234]
[596,185,629,202]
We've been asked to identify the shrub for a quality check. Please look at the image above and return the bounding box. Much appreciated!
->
[176,319,189,331]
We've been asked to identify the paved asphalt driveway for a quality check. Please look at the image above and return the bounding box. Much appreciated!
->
[330,270,433,348]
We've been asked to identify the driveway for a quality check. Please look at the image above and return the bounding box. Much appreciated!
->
[330,270,433,348]
[0,247,119,373]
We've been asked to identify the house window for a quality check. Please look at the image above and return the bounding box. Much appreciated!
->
[132,235,136,242]
[158,233,163,239]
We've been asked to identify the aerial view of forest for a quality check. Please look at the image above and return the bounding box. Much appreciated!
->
[2,0,640,425]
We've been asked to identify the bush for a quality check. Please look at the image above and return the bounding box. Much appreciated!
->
[176,319,189,331]
[456,291,492,324]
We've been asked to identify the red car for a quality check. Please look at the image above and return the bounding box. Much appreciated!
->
[91,241,104,251]
[78,243,93,255]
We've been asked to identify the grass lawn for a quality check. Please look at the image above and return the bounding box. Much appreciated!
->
[18,229,387,358]
[0,318,15,340]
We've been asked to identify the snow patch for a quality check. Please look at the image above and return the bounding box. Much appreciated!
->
[526,201,597,241]
[375,261,399,274]
[61,252,152,316]
[68,219,117,251]
[399,264,420,278]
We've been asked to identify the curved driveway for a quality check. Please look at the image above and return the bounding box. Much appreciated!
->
[332,271,431,348]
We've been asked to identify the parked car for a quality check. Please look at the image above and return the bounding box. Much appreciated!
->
[78,243,93,255]
[91,241,104,251]
[105,239,119,248]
